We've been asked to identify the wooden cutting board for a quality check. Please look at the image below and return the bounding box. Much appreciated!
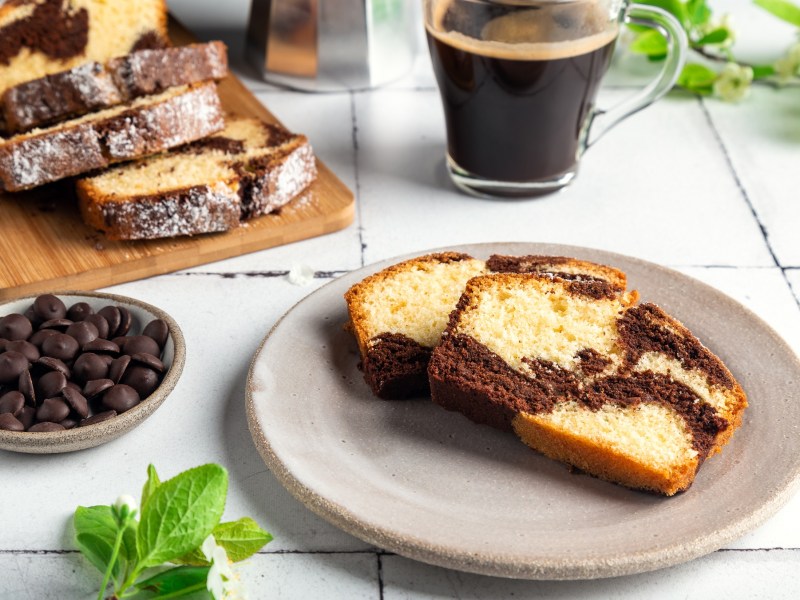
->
[0,20,354,301]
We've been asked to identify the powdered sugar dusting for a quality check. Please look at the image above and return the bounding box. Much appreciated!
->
[100,182,240,240]
[103,83,224,159]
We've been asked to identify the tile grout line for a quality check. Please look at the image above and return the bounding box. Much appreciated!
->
[697,98,800,312]
[351,91,366,268]
[377,552,386,600]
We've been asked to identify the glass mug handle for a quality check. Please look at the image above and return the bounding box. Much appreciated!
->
[586,3,688,148]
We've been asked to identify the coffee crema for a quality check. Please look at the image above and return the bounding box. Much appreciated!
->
[427,0,618,186]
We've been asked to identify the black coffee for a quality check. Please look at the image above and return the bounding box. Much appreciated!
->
[427,11,616,184]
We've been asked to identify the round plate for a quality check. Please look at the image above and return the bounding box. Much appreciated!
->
[0,291,185,453]
[246,242,800,579]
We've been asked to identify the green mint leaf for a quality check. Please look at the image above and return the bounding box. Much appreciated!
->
[630,30,669,57]
[754,0,800,27]
[677,63,717,94]
[212,518,273,562]
[74,505,137,584]
[137,464,228,569]
[175,517,273,565]
[695,28,730,45]
[141,464,162,511]
[687,0,712,26]
[133,565,210,598]
[752,64,777,79]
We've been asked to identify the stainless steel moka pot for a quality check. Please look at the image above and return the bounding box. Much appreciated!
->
[246,0,418,91]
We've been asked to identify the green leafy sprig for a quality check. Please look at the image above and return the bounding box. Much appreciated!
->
[628,0,800,100]
[74,464,272,599]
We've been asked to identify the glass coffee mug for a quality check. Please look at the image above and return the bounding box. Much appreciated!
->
[424,0,688,197]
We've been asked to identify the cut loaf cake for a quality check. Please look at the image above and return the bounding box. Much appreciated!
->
[0,0,169,95]
[345,253,630,399]
[76,116,317,240]
[428,272,747,495]
[0,41,228,134]
[0,81,224,191]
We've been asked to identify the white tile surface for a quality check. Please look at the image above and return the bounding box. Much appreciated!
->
[0,551,379,600]
[381,550,800,599]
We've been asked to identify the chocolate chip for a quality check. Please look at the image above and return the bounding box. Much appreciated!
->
[108,355,131,384]
[82,339,120,355]
[36,397,70,423]
[28,422,65,432]
[116,307,132,337]
[0,314,33,341]
[36,371,67,399]
[18,371,35,406]
[39,318,73,330]
[23,306,42,327]
[84,314,110,339]
[73,353,109,383]
[29,328,57,348]
[5,340,39,362]
[67,302,94,322]
[98,354,113,366]
[35,357,71,378]
[0,351,29,384]
[33,295,67,321]
[142,319,169,349]
[59,418,79,430]
[83,378,114,399]
[98,306,121,338]
[130,352,165,373]
[0,413,24,431]
[79,410,117,426]
[18,406,35,429]
[65,321,99,346]
[41,333,79,362]
[102,384,140,413]
[62,387,89,418]
[121,365,159,397]
[0,391,24,416]
[123,335,160,357]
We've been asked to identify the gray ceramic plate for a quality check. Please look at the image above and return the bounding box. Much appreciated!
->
[0,291,185,453]
[246,242,800,580]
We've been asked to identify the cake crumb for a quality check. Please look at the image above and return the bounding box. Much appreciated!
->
[287,263,315,286]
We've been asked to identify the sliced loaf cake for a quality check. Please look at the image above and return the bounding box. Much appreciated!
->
[344,253,630,399]
[76,116,317,240]
[0,41,228,134]
[0,0,168,95]
[428,273,747,495]
[0,81,224,191]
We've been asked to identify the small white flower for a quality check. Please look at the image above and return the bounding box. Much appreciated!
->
[713,63,753,102]
[112,495,138,524]
[700,14,736,47]
[775,42,800,82]
[202,535,242,599]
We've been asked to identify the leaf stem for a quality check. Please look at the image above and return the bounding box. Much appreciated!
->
[97,527,126,600]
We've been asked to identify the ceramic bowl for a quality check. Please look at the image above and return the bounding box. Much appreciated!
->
[0,291,185,453]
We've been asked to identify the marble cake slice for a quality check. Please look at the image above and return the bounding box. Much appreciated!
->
[428,273,747,496]
[344,253,631,400]
[76,116,317,240]
[0,41,228,135]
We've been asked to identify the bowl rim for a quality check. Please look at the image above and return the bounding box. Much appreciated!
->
[0,290,186,452]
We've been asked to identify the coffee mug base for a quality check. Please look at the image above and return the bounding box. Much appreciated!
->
[446,156,576,199]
